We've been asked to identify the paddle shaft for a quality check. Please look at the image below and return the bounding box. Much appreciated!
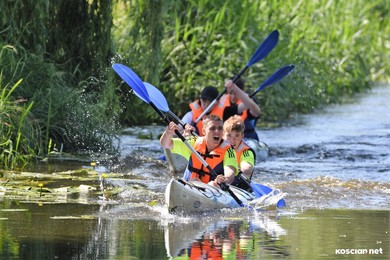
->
[167,111,199,137]
[249,65,295,98]
[238,172,268,196]
[249,86,268,98]
[194,67,249,124]
[141,82,200,137]
[151,103,243,206]
[194,30,279,124]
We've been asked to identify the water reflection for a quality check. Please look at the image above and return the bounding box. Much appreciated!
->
[0,201,388,259]
[0,201,101,259]
[164,215,288,259]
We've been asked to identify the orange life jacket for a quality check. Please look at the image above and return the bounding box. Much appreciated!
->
[221,94,248,121]
[187,137,232,183]
[189,97,226,136]
[235,140,256,165]
[232,141,256,184]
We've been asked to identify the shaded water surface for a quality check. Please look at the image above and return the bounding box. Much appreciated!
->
[1,85,389,259]
[0,204,388,259]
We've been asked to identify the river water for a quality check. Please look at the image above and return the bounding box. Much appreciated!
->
[0,84,389,259]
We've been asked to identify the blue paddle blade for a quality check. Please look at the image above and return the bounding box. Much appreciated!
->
[251,183,286,208]
[247,30,279,67]
[277,199,286,208]
[143,82,170,113]
[252,64,295,96]
[251,183,272,197]
[112,64,150,103]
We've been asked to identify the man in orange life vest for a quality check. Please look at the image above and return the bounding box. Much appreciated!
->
[181,79,261,140]
[181,86,223,136]
[160,115,238,188]
[223,115,256,191]
[222,78,261,141]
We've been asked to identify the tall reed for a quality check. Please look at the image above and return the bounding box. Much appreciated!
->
[113,0,389,123]
[1,1,120,162]
[0,78,39,169]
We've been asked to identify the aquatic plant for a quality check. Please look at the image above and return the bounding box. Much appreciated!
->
[38,183,44,197]
[0,78,38,169]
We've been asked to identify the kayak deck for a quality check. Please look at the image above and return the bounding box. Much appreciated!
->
[165,178,255,214]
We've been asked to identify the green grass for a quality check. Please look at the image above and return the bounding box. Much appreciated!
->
[0,78,38,169]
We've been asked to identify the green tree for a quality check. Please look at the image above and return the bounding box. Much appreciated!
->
[0,0,120,165]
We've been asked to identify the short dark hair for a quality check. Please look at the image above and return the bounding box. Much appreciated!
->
[235,77,245,90]
[229,77,245,90]
[200,86,219,101]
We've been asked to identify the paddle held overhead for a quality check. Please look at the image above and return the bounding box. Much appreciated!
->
[195,30,280,124]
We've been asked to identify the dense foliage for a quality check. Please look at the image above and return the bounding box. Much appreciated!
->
[114,0,389,124]
[0,1,120,169]
[0,0,389,168]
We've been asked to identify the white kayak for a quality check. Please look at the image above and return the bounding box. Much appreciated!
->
[163,148,188,174]
[165,178,256,214]
[164,138,269,174]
